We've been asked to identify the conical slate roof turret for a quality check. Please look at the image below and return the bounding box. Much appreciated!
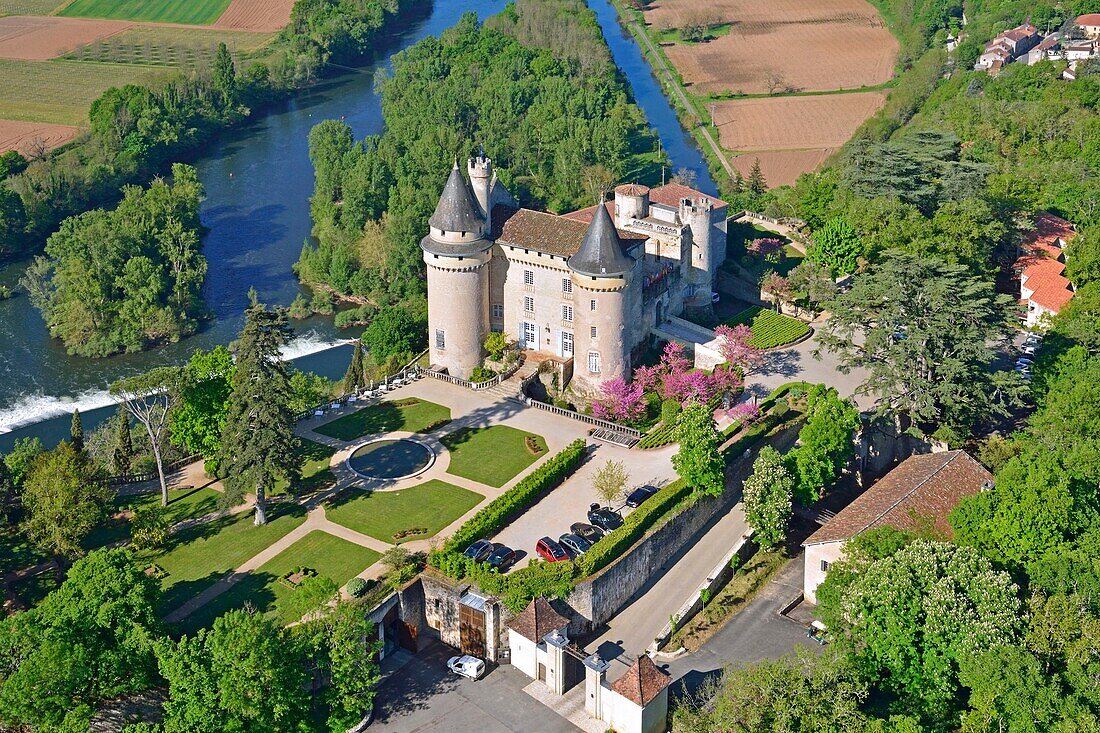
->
[567,200,634,277]
[429,162,485,235]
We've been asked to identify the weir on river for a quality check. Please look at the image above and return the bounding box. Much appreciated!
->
[0,0,713,451]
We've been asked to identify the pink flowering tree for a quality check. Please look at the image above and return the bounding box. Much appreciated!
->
[593,378,647,423]
[664,369,716,405]
[715,324,763,373]
[726,402,761,425]
[746,238,783,257]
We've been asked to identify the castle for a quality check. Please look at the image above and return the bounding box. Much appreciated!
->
[421,153,728,395]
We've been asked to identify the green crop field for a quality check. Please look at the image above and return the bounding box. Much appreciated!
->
[0,58,170,125]
[726,306,811,349]
[64,26,275,67]
[60,0,231,25]
[0,0,64,15]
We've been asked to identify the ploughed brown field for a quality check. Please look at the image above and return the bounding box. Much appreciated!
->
[0,15,130,60]
[214,0,295,32]
[0,118,79,154]
[640,0,898,186]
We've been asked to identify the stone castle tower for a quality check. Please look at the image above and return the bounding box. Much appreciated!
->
[420,162,492,380]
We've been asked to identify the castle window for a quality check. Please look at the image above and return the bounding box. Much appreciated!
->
[524,296,535,313]
[588,352,601,374]
[590,299,597,312]
[492,304,504,319]
[562,305,573,323]
[591,326,597,338]
[562,331,573,356]
[435,330,446,349]
[524,269,534,286]
[562,278,572,294]
[820,560,830,572]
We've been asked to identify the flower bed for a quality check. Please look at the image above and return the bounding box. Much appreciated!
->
[725,307,810,349]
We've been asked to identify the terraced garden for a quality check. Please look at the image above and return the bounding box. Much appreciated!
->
[726,306,810,349]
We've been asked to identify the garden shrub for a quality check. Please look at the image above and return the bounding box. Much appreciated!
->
[660,398,681,424]
[346,577,367,597]
[575,479,694,577]
[442,439,587,553]
[468,366,497,383]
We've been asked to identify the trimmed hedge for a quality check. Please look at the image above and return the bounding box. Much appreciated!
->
[575,479,694,576]
[443,438,587,552]
[726,307,810,349]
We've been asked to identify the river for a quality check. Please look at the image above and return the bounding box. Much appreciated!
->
[0,0,712,451]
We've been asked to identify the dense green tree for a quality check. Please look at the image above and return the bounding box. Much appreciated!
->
[22,164,207,357]
[69,408,84,453]
[112,366,184,507]
[672,402,725,496]
[170,346,235,462]
[220,298,300,525]
[20,442,112,558]
[747,158,768,197]
[211,42,237,104]
[808,216,861,275]
[4,437,42,488]
[816,252,1023,435]
[789,386,860,504]
[112,406,134,475]
[673,650,871,733]
[342,339,366,392]
[361,305,426,362]
[957,646,1072,733]
[0,549,160,729]
[1065,226,1100,287]
[818,540,1023,724]
[156,610,309,732]
[786,259,836,306]
[741,446,793,547]
[288,368,333,414]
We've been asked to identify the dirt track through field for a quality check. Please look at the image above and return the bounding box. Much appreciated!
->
[0,15,130,59]
[0,118,79,154]
[214,0,294,32]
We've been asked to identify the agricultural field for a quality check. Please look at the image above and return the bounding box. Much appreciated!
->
[712,93,887,151]
[730,150,834,188]
[0,118,78,154]
[60,0,231,25]
[64,24,274,66]
[0,0,64,16]
[214,0,296,33]
[726,306,811,349]
[0,57,170,125]
[0,15,130,60]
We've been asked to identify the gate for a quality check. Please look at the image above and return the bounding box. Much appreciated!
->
[459,603,486,658]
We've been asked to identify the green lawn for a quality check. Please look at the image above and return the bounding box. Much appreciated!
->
[726,306,811,349]
[313,399,451,441]
[138,504,308,616]
[0,526,51,576]
[84,486,222,550]
[272,438,336,498]
[176,531,381,633]
[9,567,60,608]
[60,0,231,24]
[325,480,483,544]
[723,221,803,279]
[441,425,547,488]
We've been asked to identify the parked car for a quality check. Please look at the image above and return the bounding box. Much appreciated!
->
[624,485,658,508]
[1016,357,1033,367]
[570,522,604,544]
[448,655,486,680]
[463,539,494,562]
[1014,363,1032,374]
[536,536,569,563]
[1021,344,1037,356]
[1023,334,1042,346]
[558,533,592,557]
[485,543,516,572]
[588,504,623,533]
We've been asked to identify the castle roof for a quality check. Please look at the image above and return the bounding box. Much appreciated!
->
[497,208,590,256]
[567,200,635,277]
[428,163,485,234]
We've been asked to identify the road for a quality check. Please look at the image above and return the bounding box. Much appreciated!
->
[660,557,819,701]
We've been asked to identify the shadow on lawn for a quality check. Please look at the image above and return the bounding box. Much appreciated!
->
[314,401,407,440]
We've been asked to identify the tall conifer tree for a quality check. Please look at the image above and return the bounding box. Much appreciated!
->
[70,409,84,453]
[220,295,299,525]
[343,340,365,393]
[112,406,133,475]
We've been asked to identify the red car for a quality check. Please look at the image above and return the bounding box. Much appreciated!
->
[535,536,569,563]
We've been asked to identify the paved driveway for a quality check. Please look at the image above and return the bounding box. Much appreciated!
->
[659,557,820,701]
[491,442,678,572]
[746,329,872,408]
[369,640,580,732]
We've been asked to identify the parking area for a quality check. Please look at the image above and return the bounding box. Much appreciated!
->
[370,640,580,732]
[489,441,678,572]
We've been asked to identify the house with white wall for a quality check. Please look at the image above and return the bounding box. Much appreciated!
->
[1015,212,1076,329]
[975,22,1041,72]
[803,451,992,604]
[1077,13,1100,38]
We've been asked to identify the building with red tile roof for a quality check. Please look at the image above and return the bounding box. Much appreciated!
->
[976,22,1041,72]
[1015,212,1076,328]
[802,450,992,603]
[1077,13,1100,38]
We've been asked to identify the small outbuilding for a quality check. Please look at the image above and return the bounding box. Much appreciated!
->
[802,450,992,604]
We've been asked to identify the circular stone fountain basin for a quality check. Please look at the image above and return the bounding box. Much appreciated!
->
[346,438,434,480]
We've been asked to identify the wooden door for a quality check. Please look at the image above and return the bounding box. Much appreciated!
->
[458,604,486,658]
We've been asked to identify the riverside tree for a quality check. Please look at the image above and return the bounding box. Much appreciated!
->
[170,346,236,465]
[742,446,794,548]
[69,409,84,453]
[112,366,183,507]
[672,403,725,496]
[219,296,300,525]
[20,442,112,558]
[815,252,1023,437]
[111,406,134,475]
